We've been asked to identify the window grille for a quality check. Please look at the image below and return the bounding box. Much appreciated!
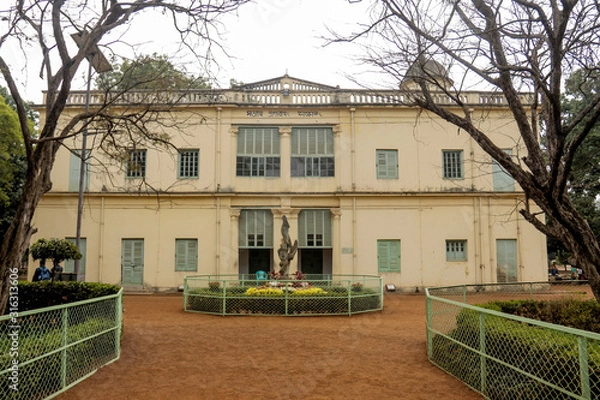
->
[443,150,463,179]
[126,149,146,178]
[446,240,467,261]
[178,150,199,178]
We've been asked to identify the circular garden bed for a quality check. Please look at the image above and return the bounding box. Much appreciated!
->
[184,274,383,316]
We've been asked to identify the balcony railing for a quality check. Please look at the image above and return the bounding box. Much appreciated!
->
[52,88,532,108]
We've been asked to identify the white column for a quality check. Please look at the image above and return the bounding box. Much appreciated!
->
[279,126,292,191]
[229,209,241,275]
[330,208,342,274]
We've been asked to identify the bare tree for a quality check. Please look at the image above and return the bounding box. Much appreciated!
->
[334,0,600,300]
[0,0,248,312]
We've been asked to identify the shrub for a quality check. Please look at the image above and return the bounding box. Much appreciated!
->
[186,285,381,315]
[17,281,121,312]
[0,316,119,400]
[30,237,82,267]
[432,299,600,399]
[481,298,600,333]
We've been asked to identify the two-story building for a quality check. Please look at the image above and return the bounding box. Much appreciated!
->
[30,74,548,291]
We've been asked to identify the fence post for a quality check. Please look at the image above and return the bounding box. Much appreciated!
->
[183,276,188,312]
[285,286,289,316]
[479,312,487,395]
[425,293,432,359]
[348,280,352,316]
[578,336,591,399]
[379,277,384,311]
[60,307,68,390]
[116,290,123,359]
[222,280,227,316]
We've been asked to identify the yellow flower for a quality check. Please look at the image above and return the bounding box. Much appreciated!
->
[291,288,327,296]
[245,287,284,296]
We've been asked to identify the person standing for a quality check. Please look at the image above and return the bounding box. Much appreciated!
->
[32,260,51,281]
[51,263,63,281]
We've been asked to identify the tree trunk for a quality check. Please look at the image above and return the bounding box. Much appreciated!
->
[520,182,600,300]
[554,217,600,300]
[0,144,55,313]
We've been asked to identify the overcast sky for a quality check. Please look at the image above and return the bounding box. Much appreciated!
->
[8,0,383,104]
[213,0,377,88]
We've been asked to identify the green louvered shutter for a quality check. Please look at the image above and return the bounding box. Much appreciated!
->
[496,239,518,283]
[69,151,90,191]
[492,149,515,191]
[175,239,198,271]
[376,150,398,179]
[122,239,144,285]
[378,240,401,273]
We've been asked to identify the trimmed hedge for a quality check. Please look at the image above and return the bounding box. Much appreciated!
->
[0,317,119,400]
[187,286,381,315]
[481,298,600,334]
[1,283,122,399]
[431,300,600,399]
[17,281,121,312]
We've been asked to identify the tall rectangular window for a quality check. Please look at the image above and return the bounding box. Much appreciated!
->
[298,209,332,248]
[239,210,273,248]
[178,149,199,178]
[376,149,398,179]
[126,149,146,178]
[443,150,463,179]
[492,149,515,192]
[69,150,90,192]
[236,127,280,177]
[175,239,198,272]
[446,240,467,261]
[291,127,335,177]
[377,240,401,273]
[64,237,86,274]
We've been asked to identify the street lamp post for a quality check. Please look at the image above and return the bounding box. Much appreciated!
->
[72,32,112,282]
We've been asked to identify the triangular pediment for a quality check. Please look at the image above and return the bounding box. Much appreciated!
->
[232,74,339,91]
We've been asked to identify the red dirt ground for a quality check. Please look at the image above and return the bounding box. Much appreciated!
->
[57,293,483,400]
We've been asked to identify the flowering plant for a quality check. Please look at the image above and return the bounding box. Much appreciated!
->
[269,271,282,280]
[292,270,310,287]
[245,287,284,296]
[208,281,220,290]
[351,282,363,292]
[290,287,326,296]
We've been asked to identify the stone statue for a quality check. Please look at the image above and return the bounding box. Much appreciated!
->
[277,215,298,276]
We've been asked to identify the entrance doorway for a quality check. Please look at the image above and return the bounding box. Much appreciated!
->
[298,249,332,275]
[496,239,518,283]
[122,239,144,286]
[248,248,271,274]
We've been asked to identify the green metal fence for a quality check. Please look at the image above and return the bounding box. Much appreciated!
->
[426,281,600,400]
[0,289,123,399]
[184,274,383,316]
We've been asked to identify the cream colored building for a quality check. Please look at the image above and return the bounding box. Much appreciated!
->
[31,75,548,291]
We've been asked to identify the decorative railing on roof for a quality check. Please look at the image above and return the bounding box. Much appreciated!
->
[54,88,531,107]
